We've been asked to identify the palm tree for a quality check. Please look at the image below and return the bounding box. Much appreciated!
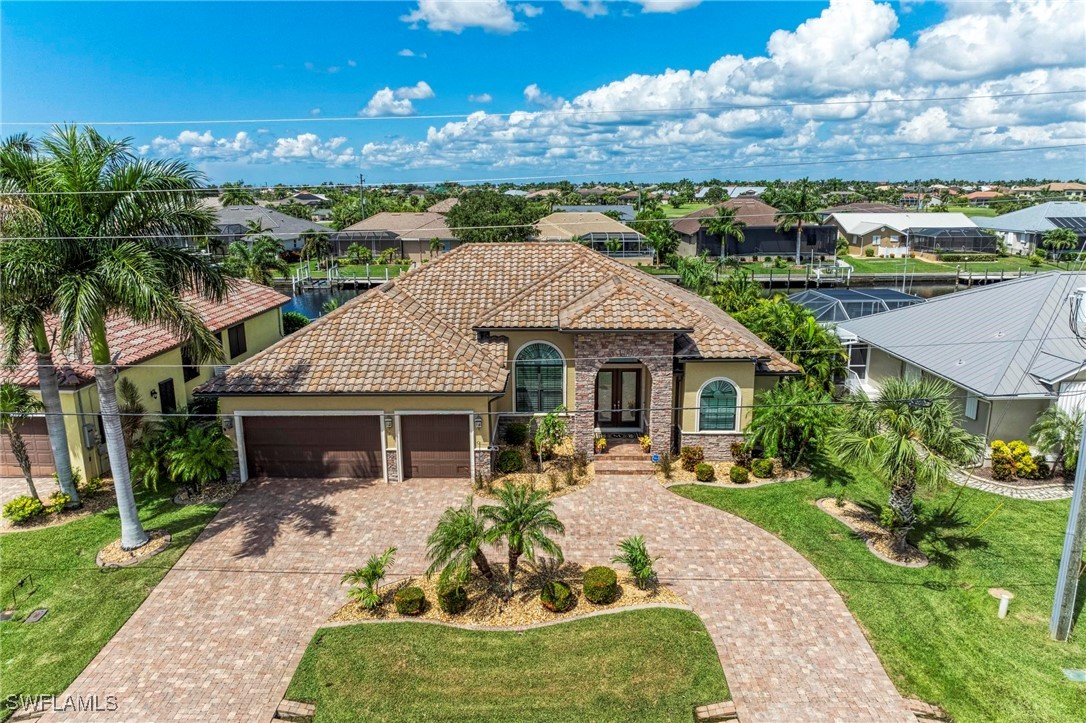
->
[117,377,146,451]
[220,181,255,206]
[300,230,332,267]
[224,238,289,285]
[480,482,565,598]
[703,205,746,260]
[1042,228,1079,267]
[774,179,823,265]
[345,242,371,265]
[5,126,229,550]
[835,377,983,554]
[425,496,496,588]
[429,237,442,259]
[1030,406,1083,474]
[0,382,45,500]
[672,252,717,296]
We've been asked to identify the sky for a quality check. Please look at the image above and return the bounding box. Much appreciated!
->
[2,0,1085,185]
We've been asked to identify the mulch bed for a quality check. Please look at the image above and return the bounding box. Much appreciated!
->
[483,438,595,500]
[172,481,241,506]
[329,561,683,628]
[816,498,928,568]
[0,482,117,533]
[656,461,809,487]
[960,466,1070,488]
[96,528,172,568]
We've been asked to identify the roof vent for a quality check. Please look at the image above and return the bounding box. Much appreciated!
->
[211,365,229,378]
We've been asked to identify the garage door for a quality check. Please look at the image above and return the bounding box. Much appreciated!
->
[401,415,471,479]
[242,416,382,479]
[0,418,55,478]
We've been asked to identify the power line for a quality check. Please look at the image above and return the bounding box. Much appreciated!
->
[4,142,1085,197]
[5,90,1081,127]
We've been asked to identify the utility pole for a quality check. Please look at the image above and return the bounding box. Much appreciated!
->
[358,174,367,221]
[1052,286,1086,640]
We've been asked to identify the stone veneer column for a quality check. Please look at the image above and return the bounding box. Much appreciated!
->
[573,332,674,459]
[385,449,399,483]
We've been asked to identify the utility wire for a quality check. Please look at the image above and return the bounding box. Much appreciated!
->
[5,89,1081,127]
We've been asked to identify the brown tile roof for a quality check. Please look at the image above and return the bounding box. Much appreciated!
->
[673,198,780,236]
[201,243,796,395]
[2,281,289,388]
[338,212,454,239]
[426,197,459,214]
[535,212,642,241]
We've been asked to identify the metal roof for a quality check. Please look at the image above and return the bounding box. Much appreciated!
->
[790,288,923,324]
[979,202,1086,234]
[213,205,329,240]
[839,272,1086,397]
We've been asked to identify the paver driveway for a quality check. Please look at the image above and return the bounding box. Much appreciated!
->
[52,473,915,722]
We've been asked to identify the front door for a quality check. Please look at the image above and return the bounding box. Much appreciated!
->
[595,369,641,428]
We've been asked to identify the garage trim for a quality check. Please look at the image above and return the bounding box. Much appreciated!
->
[234,410,386,483]
[395,410,475,481]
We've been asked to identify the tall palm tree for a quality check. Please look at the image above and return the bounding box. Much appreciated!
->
[219,181,255,206]
[4,125,229,550]
[703,205,746,260]
[481,482,565,598]
[835,377,983,554]
[1030,406,1084,474]
[429,237,442,259]
[425,496,496,588]
[300,230,331,267]
[0,382,45,500]
[224,239,289,285]
[774,178,823,265]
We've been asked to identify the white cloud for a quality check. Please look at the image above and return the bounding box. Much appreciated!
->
[149,130,255,160]
[310,108,321,116]
[561,0,607,17]
[398,48,427,58]
[524,83,562,108]
[469,93,494,103]
[360,81,435,116]
[401,0,522,33]
[271,133,356,165]
[347,59,358,67]
[632,0,702,13]
[515,3,543,17]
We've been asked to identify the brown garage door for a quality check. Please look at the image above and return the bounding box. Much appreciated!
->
[401,414,471,479]
[243,415,382,479]
[0,417,55,478]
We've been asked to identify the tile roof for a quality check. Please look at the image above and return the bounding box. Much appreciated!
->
[673,198,780,236]
[337,212,454,239]
[2,281,289,388]
[201,243,796,396]
[213,205,329,239]
[426,197,459,214]
[535,212,642,240]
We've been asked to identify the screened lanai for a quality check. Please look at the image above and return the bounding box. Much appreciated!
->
[789,288,924,324]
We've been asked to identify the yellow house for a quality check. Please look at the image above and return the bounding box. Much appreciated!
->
[200,243,798,483]
[0,281,289,480]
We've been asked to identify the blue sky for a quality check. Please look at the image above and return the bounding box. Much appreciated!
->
[3,0,1084,184]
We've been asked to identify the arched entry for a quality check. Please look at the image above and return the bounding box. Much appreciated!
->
[594,362,645,430]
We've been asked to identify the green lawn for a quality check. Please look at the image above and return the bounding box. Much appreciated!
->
[0,484,223,714]
[286,608,728,722]
[842,257,949,274]
[941,206,999,217]
[954,257,1060,273]
[660,202,712,218]
[278,260,410,279]
[634,265,678,276]
[673,468,1086,723]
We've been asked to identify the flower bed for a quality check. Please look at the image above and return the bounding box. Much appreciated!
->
[656,460,808,487]
[816,498,927,567]
[1,479,116,533]
[483,437,594,500]
[329,561,682,628]
[172,481,241,506]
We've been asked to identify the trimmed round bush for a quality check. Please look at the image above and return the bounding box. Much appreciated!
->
[503,422,529,446]
[3,495,45,524]
[695,462,715,482]
[496,449,525,474]
[582,566,619,605]
[540,580,575,613]
[437,583,468,614]
[751,459,774,479]
[729,465,750,484]
[394,586,425,616]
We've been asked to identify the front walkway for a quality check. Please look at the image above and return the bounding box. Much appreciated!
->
[51,474,914,722]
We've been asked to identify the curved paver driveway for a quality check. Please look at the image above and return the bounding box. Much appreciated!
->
[52,474,914,722]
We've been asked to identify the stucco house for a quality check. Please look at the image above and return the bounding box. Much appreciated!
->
[675,198,837,260]
[828,212,991,257]
[0,281,289,480]
[213,205,331,253]
[332,211,460,262]
[198,243,797,483]
[837,272,1086,454]
[534,212,653,263]
[979,201,1086,256]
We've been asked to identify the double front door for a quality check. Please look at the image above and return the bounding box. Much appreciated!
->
[595,369,641,428]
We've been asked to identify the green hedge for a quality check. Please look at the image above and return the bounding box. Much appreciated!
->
[496,449,524,474]
[937,253,999,262]
[694,463,715,482]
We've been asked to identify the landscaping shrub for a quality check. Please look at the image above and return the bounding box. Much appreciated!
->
[990,441,1017,481]
[612,536,660,589]
[595,436,608,454]
[3,495,45,524]
[937,253,999,263]
[864,247,875,257]
[638,434,652,453]
[504,422,529,446]
[540,580,575,613]
[437,583,468,614]
[582,566,619,605]
[282,311,310,335]
[546,472,559,492]
[991,439,1044,480]
[1033,454,1052,480]
[563,466,577,488]
[45,491,71,514]
[79,475,105,496]
[656,452,674,481]
[679,446,705,472]
[751,458,774,479]
[729,466,750,484]
[496,449,524,474]
[730,441,752,468]
[694,462,715,482]
[393,586,426,616]
[529,437,556,462]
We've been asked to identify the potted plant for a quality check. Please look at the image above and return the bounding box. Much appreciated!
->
[637,434,652,453]
[594,435,608,454]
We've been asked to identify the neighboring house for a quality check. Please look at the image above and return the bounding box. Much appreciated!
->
[0,282,289,480]
[310,208,333,223]
[828,212,990,257]
[964,190,1004,206]
[789,288,924,324]
[503,189,529,197]
[213,205,331,252]
[535,211,652,263]
[979,201,1086,255]
[553,204,636,222]
[426,197,459,214]
[526,189,562,200]
[332,212,460,262]
[675,198,837,259]
[1012,186,1047,199]
[819,202,905,219]
[1046,182,1086,200]
[838,272,1086,453]
[198,244,798,483]
[269,192,330,207]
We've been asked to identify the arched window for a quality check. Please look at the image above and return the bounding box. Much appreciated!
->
[515,343,564,413]
[698,378,738,431]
